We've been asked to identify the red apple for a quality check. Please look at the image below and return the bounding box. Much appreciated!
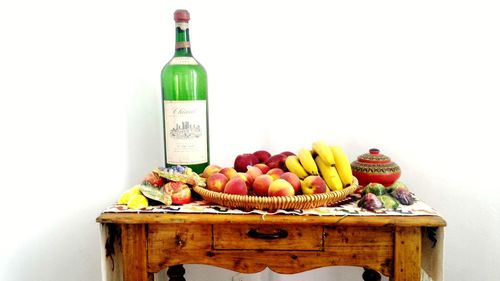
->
[252,174,274,196]
[267,167,284,180]
[164,182,192,204]
[223,177,248,195]
[280,172,301,194]
[265,154,288,170]
[301,175,327,195]
[234,153,259,172]
[268,179,295,196]
[280,151,296,157]
[206,173,229,193]
[143,172,165,187]
[253,150,271,163]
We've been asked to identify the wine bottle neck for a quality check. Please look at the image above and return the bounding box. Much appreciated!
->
[174,22,192,56]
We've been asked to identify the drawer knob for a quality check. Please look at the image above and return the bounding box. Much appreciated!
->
[247,228,288,240]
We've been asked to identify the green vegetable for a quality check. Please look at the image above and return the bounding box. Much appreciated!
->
[364,183,386,196]
[379,194,399,210]
[387,181,407,193]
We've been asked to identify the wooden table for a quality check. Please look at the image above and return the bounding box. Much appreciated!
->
[97,212,445,281]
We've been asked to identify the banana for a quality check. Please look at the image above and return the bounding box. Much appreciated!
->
[331,145,354,186]
[315,155,343,191]
[312,140,335,166]
[285,155,309,179]
[298,148,319,175]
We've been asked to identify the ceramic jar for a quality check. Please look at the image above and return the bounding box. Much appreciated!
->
[351,148,401,187]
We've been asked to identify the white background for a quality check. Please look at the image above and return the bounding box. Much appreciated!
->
[1,0,499,280]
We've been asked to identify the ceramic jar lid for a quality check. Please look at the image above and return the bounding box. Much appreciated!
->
[351,148,401,187]
[356,148,392,164]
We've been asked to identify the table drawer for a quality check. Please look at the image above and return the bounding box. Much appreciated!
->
[213,224,323,251]
[324,226,394,248]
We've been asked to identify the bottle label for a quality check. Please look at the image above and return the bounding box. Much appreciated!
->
[164,100,208,165]
[169,56,198,65]
[174,41,191,49]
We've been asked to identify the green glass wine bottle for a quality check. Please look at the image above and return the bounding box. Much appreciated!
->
[161,9,209,174]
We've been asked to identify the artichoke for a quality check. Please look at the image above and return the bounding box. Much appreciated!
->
[379,194,399,210]
[363,183,386,196]
[387,181,408,193]
[358,193,383,211]
[391,187,415,205]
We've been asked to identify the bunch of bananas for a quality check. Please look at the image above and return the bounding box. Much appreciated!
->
[285,141,353,191]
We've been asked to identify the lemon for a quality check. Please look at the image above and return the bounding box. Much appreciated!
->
[117,185,143,204]
[117,191,133,204]
[128,185,143,195]
[127,194,149,210]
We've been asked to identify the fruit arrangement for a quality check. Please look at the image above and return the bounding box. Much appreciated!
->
[200,141,355,198]
[116,165,205,210]
[357,181,416,211]
[115,142,419,212]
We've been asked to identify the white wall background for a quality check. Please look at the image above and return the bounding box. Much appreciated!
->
[1,0,499,280]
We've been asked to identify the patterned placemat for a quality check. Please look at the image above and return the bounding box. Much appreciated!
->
[102,195,441,216]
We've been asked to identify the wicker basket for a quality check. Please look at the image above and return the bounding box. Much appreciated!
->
[193,177,358,210]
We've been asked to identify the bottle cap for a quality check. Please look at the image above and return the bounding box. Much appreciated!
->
[174,9,190,22]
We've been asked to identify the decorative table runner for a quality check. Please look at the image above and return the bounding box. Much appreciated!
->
[102,196,441,217]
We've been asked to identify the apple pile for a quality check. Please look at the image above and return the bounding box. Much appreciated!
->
[201,150,328,197]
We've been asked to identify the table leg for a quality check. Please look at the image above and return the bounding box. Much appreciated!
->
[393,227,422,281]
[166,265,186,281]
[121,224,148,281]
[362,268,382,281]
